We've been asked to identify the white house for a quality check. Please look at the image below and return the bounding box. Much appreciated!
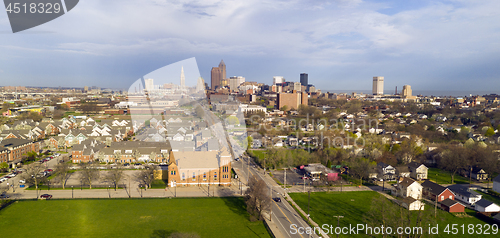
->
[475,199,500,213]
[447,185,482,205]
[401,197,425,211]
[493,175,500,193]
[397,177,422,200]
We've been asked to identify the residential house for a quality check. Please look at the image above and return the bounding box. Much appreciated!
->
[395,166,410,178]
[494,175,500,193]
[422,180,455,202]
[397,177,422,199]
[447,184,482,205]
[408,162,428,180]
[0,138,40,167]
[471,167,488,181]
[401,197,425,211]
[440,199,465,213]
[475,199,500,213]
[377,162,396,181]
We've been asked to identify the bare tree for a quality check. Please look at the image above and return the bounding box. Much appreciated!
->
[136,164,156,189]
[113,151,122,163]
[438,146,468,184]
[244,176,271,221]
[22,163,46,190]
[132,149,141,163]
[58,137,66,152]
[106,165,124,190]
[79,163,100,189]
[54,162,71,189]
[150,152,157,163]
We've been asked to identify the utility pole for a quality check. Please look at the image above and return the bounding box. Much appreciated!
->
[307,191,310,223]
[284,168,287,188]
[333,215,344,238]
[303,177,306,193]
[435,194,437,218]
[469,166,472,189]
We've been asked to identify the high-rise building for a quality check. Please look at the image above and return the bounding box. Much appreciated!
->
[293,82,302,92]
[372,76,384,95]
[300,73,308,86]
[145,78,154,91]
[180,66,185,88]
[273,76,284,85]
[277,92,308,110]
[402,85,412,98]
[229,76,245,91]
[211,67,221,90]
[219,60,226,81]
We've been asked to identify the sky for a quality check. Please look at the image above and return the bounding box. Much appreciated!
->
[0,0,500,93]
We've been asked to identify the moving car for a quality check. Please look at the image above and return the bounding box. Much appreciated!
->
[273,197,281,202]
[40,194,52,199]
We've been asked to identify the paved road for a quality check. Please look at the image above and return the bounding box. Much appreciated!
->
[233,155,321,238]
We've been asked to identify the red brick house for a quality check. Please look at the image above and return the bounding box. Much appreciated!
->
[441,199,465,213]
[422,180,455,202]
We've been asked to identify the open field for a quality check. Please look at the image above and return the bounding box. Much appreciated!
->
[290,191,494,238]
[0,198,271,238]
[427,168,470,184]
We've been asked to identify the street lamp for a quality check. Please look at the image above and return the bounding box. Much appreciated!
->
[108,186,111,198]
[71,186,74,199]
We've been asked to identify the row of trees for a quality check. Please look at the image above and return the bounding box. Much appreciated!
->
[21,163,157,190]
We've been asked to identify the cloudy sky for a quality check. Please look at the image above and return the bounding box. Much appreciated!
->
[0,0,499,93]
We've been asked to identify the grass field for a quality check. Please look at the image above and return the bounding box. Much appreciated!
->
[427,168,470,184]
[290,191,493,238]
[0,198,271,238]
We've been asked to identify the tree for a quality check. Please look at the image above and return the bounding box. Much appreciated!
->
[485,127,495,137]
[106,165,124,190]
[150,152,157,163]
[58,137,66,151]
[21,163,46,190]
[280,105,288,112]
[113,151,122,163]
[194,105,205,119]
[244,176,271,221]
[136,164,156,189]
[132,149,141,163]
[438,146,468,184]
[79,163,100,189]
[0,162,9,172]
[54,162,71,189]
[348,157,375,185]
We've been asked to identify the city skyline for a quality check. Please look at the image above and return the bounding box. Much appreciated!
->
[1,1,500,92]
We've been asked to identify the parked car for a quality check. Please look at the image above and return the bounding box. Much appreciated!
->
[301,177,309,180]
[19,179,26,184]
[0,193,10,199]
[39,194,52,199]
[273,197,281,202]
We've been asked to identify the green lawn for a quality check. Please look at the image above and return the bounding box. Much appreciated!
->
[0,198,271,238]
[427,168,470,184]
[249,150,267,160]
[290,191,493,238]
[477,191,500,205]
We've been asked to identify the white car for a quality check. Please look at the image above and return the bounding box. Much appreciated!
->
[19,179,26,184]
[0,178,7,182]
[7,174,15,177]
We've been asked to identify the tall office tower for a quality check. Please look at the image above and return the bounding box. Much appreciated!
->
[273,76,284,85]
[402,85,412,98]
[180,66,185,88]
[211,67,222,90]
[293,82,302,92]
[219,60,226,81]
[196,77,205,92]
[144,78,154,91]
[229,76,245,91]
[372,76,384,95]
[300,73,308,86]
